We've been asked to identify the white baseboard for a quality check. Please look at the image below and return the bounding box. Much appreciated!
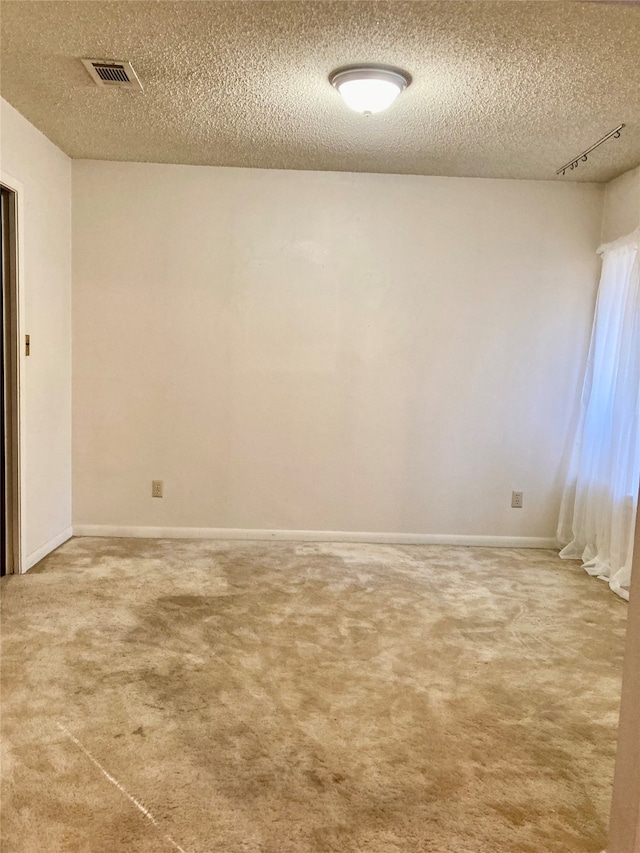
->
[72,525,557,549]
[23,526,73,572]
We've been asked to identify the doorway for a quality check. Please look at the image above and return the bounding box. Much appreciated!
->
[1,183,20,576]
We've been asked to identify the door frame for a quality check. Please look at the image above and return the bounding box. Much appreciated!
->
[604,493,640,853]
[1,171,26,575]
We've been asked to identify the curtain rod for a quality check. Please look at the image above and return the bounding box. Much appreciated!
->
[556,124,626,176]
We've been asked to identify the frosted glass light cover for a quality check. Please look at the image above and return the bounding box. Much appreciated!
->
[330,67,410,115]
[337,79,402,114]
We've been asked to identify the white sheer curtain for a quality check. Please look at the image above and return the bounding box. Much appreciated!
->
[558,228,640,600]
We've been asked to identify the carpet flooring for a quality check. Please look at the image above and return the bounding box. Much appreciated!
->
[0,538,628,853]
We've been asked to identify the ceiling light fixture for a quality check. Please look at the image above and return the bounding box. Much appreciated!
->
[329,66,410,116]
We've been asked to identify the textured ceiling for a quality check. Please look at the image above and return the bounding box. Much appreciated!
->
[1,1,639,181]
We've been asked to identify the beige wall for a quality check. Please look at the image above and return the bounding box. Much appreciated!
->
[72,161,603,540]
[601,166,640,244]
[0,98,72,568]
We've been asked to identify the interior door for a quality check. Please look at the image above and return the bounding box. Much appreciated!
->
[1,184,18,577]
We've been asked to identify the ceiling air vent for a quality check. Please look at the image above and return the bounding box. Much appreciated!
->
[81,59,143,91]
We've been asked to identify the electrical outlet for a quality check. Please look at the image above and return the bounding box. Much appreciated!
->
[511,491,523,509]
[152,480,163,498]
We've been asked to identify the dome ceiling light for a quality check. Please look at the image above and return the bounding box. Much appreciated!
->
[329,66,411,116]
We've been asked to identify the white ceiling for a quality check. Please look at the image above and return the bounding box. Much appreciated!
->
[1,1,639,182]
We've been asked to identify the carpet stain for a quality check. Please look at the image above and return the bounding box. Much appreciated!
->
[0,538,627,852]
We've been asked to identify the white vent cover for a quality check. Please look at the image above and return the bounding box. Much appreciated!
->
[81,59,143,90]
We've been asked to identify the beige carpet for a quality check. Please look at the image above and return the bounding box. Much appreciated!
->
[0,538,628,853]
